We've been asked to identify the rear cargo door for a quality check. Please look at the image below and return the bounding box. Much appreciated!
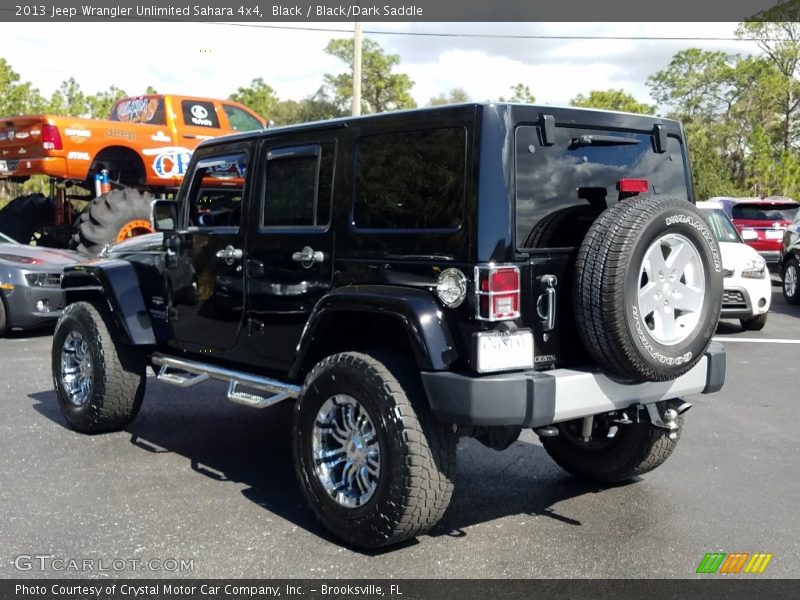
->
[514,121,691,368]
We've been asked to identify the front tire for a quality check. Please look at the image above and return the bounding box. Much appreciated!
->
[52,302,146,433]
[542,406,682,484]
[740,313,768,331]
[73,188,154,256]
[783,257,800,305]
[0,294,8,337]
[293,352,457,549]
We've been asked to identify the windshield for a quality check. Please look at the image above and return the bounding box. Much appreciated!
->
[731,203,798,221]
[515,125,689,249]
[702,209,741,243]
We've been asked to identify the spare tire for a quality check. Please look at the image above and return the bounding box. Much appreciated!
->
[574,195,722,383]
[73,188,154,256]
[0,194,54,243]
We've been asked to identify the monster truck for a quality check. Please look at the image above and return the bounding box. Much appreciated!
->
[0,94,264,254]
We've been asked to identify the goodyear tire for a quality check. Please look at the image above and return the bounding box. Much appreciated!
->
[0,194,54,244]
[73,188,154,256]
[574,195,723,382]
[293,352,457,549]
[542,405,683,483]
[52,302,146,433]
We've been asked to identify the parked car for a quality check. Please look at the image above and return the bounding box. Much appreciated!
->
[707,196,800,269]
[697,202,771,330]
[780,207,800,304]
[0,232,82,336]
[51,104,725,549]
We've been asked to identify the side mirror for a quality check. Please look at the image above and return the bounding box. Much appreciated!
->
[151,199,177,232]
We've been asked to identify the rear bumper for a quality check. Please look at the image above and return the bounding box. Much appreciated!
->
[421,342,725,428]
[0,156,67,179]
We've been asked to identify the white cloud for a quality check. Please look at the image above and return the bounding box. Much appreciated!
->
[2,21,760,114]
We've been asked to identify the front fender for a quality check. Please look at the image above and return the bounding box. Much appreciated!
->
[289,285,458,379]
[61,260,156,345]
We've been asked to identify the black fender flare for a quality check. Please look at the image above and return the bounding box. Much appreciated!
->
[61,260,156,346]
[289,285,458,380]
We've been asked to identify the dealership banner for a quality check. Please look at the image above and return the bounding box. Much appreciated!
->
[4,579,799,600]
[0,0,798,22]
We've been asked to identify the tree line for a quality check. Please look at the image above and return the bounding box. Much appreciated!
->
[1,15,799,201]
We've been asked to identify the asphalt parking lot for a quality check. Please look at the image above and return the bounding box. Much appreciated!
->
[1,285,798,579]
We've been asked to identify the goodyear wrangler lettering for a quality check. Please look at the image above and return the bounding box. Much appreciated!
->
[665,214,722,272]
[632,306,692,365]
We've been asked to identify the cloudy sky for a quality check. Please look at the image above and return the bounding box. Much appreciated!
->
[4,22,761,109]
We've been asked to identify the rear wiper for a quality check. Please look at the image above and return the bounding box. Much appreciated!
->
[569,135,640,148]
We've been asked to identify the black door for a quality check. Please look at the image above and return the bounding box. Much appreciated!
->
[166,144,253,354]
[242,141,336,373]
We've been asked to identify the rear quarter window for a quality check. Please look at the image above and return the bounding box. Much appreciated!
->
[182,100,220,128]
[353,127,466,231]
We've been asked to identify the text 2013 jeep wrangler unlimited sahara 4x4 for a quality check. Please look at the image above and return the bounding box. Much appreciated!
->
[52,103,725,549]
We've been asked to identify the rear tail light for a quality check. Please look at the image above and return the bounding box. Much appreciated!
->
[474,264,520,321]
[617,178,649,193]
[41,124,62,150]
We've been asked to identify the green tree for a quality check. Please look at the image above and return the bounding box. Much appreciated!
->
[570,89,655,114]
[500,83,536,103]
[86,85,127,119]
[323,38,416,114]
[48,77,87,117]
[0,58,45,117]
[229,77,280,121]
[428,87,471,106]
[145,85,159,95]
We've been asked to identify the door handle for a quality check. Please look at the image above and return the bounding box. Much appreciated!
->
[536,274,558,332]
[291,246,324,269]
[215,245,243,266]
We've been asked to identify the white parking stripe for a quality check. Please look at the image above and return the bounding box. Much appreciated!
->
[713,337,800,344]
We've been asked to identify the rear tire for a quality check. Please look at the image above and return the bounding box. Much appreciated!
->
[0,194,54,244]
[293,351,457,549]
[73,188,154,256]
[740,313,768,331]
[0,294,8,337]
[52,302,146,433]
[542,406,682,483]
[782,257,800,305]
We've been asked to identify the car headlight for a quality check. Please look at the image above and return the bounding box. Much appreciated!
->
[24,272,62,287]
[741,257,766,279]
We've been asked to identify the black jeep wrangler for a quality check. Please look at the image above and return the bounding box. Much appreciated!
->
[52,103,725,549]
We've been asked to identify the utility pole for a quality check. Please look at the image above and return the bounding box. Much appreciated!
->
[352,19,362,116]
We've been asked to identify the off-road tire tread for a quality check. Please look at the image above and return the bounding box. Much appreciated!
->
[53,301,145,433]
[294,351,456,549]
[0,194,54,243]
[74,188,153,256]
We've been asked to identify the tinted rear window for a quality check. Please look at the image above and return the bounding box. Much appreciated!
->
[515,125,689,248]
[731,203,798,221]
[353,127,466,230]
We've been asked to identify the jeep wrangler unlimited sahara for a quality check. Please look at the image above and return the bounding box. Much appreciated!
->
[51,103,725,549]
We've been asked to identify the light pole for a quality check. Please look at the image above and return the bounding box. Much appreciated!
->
[352,18,362,116]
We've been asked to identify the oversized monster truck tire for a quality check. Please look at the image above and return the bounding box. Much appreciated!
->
[293,351,457,549]
[0,194,54,243]
[52,301,146,433]
[574,195,722,383]
[542,406,683,483]
[73,188,154,256]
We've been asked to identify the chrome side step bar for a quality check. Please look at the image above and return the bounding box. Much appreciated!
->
[151,354,301,409]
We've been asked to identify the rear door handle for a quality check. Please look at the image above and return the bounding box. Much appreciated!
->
[536,274,558,332]
[215,245,243,266]
[291,246,324,268]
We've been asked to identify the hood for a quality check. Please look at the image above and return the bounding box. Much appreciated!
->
[718,240,763,269]
[0,244,86,267]
[106,232,164,255]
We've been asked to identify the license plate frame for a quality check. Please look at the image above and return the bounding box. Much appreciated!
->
[473,329,534,373]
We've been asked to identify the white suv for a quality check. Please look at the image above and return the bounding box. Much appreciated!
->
[698,201,771,330]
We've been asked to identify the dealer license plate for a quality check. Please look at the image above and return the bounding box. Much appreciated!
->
[0,161,7,172]
[474,329,534,373]
[766,229,784,240]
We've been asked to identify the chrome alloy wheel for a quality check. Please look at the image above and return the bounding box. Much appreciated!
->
[61,330,93,406]
[312,395,381,508]
[637,233,705,346]
[785,264,797,298]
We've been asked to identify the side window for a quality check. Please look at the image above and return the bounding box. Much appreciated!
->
[111,97,165,125]
[353,127,466,230]
[182,100,220,128]
[223,104,263,132]
[186,152,248,228]
[262,143,334,228]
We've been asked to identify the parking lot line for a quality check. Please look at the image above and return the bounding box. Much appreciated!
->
[713,337,800,344]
